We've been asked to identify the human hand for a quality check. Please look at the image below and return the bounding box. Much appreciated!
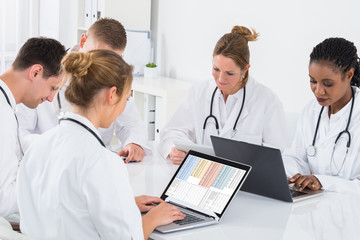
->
[118,143,145,163]
[144,202,185,227]
[135,195,164,213]
[169,147,186,165]
[288,173,322,191]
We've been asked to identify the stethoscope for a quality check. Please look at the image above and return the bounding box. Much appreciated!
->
[0,85,24,160]
[202,86,246,144]
[59,117,106,147]
[57,93,65,118]
[306,87,355,174]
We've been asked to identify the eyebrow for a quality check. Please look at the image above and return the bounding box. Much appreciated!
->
[308,75,335,82]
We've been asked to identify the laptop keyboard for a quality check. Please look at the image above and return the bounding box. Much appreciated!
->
[173,212,205,226]
[290,189,308,198]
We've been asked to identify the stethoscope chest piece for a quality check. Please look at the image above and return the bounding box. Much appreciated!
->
[306,87,355,160]
[306,145,316,157]
[57,110,65,119]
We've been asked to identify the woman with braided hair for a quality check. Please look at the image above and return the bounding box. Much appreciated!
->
[284,38,360,194]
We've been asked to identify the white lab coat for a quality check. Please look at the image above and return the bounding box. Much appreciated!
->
[17,101,58,151]
[17,112,143,240]
[16,84,151,154]
[159,77,287,158]
[0,80,20,219]
[283,86,360,194]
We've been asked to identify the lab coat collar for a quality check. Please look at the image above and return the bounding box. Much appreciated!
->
[315,88,358,145]
[314,86,359,119]
[217,78,252,135]
[0,79,17,111]
[60,112,103,140]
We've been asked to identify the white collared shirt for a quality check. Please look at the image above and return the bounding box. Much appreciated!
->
[217,87,245,128]
[17,112,143,240]
[159,77,287,158]
[283,87,360,194]
[0,79,20,219]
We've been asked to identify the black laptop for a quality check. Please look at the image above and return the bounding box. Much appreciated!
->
[211,136,323,202]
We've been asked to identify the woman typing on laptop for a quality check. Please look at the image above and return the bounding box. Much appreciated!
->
[159,25,287,164]
[284,38,360,195]
[17,50,185,240]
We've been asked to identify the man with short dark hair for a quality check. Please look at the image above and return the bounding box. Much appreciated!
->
[17,18,150,163]
[0,37,66,220]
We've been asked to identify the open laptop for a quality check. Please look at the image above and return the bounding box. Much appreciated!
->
[174,140,215,156]
[211,136,324,203]
[156,150,251,233]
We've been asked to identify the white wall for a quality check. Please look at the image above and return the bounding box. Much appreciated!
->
[1,0,39,73]
[59,0,77,49]
[152,0,360,113]
[39,0,60,39]
[38,0,77,49]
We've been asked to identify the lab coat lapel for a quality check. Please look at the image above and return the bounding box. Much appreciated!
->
[316,105,350,146]
[219,96,248,136]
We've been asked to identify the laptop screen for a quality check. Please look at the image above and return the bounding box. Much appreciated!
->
[161,150,251,218]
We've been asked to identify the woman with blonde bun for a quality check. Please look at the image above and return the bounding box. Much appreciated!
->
[159,26,287,164]
[17,50,185,240]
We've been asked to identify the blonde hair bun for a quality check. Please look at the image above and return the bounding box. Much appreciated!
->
[62,52,92,78]
[231,26,259,42]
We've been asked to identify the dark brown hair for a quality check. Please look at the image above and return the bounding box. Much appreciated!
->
[62,50,133,108]
[12,37,66,78]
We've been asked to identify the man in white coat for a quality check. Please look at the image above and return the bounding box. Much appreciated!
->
[0,37,66,220]
[17,18,150,162]
[159,26,287,164]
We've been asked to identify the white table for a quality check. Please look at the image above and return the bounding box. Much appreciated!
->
[126,146,360,240]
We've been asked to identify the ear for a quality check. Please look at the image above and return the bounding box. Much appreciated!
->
[28,64,43,82]
[79,33,88,48]
[105,86,118,105]
[243,64,251,73]
[346,68,355,82]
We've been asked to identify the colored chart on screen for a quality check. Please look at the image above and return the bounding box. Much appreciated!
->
[165,154,246,214]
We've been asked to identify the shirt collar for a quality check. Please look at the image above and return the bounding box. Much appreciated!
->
[0,79,17,111]
[329,99,352,120]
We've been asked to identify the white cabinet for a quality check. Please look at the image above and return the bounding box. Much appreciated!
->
[76,0,151,42]
[132,77,192,141]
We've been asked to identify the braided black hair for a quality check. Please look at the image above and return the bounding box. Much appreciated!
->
[310,38,360,87]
